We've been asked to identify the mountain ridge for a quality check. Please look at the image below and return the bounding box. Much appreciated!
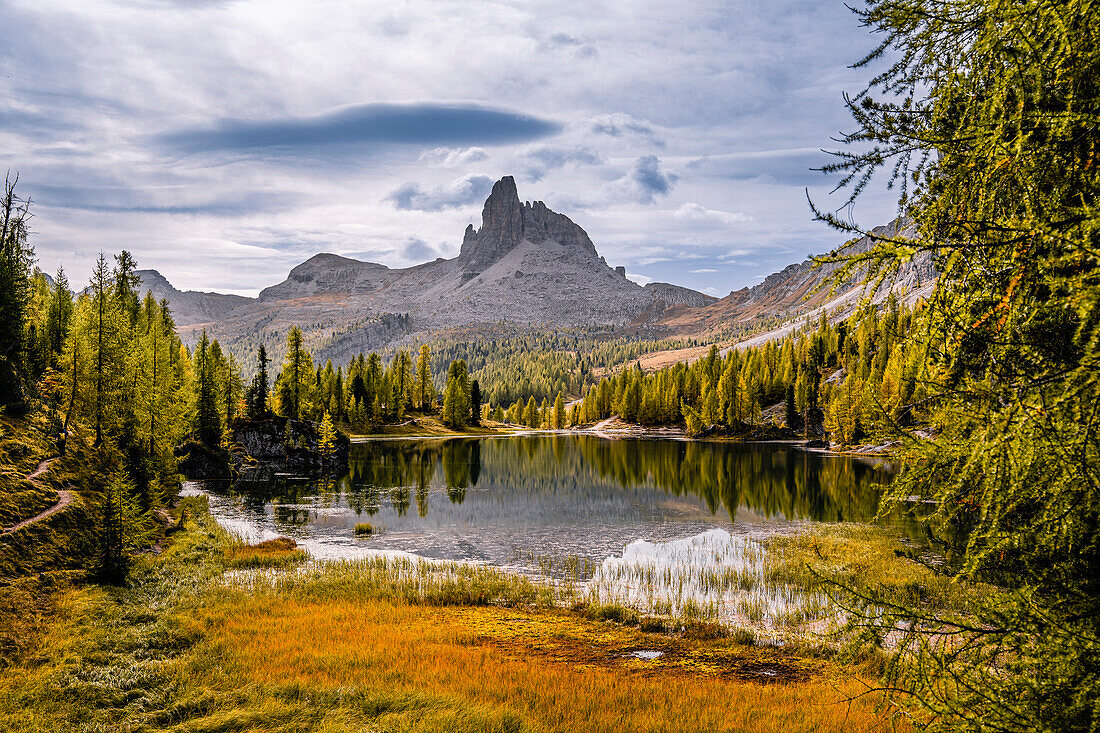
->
[133,177,930,368]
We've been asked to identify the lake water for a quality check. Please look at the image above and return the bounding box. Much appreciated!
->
[184,434,900,574]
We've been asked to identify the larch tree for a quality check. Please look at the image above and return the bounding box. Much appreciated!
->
[0,174,33,407]
[414,344,433,411]
[811,1,1100,729]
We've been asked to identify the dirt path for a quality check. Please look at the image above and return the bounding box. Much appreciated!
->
[2,458,77,535]
[590,417,618,432]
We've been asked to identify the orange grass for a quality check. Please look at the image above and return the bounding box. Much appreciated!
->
[198,594,908,733]
[225,536,307,569]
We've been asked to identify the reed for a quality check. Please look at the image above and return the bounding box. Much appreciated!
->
[0,501,922,733]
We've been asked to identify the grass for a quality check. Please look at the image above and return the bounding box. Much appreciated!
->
[355,522,373,536]
[343,414,519,438]
[583,525,976,638]
[0,499,910,733]
[225,536,308,569]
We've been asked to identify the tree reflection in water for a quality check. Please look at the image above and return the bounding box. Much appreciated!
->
[327,436,896,526]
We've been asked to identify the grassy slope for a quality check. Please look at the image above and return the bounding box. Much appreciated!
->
[0,500,907,733]
[343,415,522,439]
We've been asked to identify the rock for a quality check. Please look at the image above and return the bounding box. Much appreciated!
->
[229,416,350,474]
[643,281,718,308]
[458,175,599,279]
[175,440,232,479]
[135,269,250,325]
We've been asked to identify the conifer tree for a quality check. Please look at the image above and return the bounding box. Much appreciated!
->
[469,379,481,426]
[813,2,1100,727]
[784,384,798,430]
[441,359,470,429]
[414,344,432,411]
[553,391,565,430]
[277,327,310,420]
[98,471,149,584]
[0,174,33,406]
[194,331,221,446]
[524,396,538,429]
[247,344,270,418]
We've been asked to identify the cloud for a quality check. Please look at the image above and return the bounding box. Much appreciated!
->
[673,202,751,225]
[400,237,440,262]
[590,113,658,140]
[385,173,494,212]
[619,155,678,204]
[541,32,598,59]
[626,271,652,286]
[160,102,560,155]
[417,147,489,166]
[517,144,604,181]
[32,183,299,217]
[690,268,718,274]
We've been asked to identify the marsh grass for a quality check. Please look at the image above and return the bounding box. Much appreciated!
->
[584,525,975,639]
[237,555,566,609]
[0,497,909,733]
[354,521,373,535]
[225,536,308,570]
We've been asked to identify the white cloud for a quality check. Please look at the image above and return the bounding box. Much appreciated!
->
[617,155,679,204]
[673,202,751,225]
[417,147,490,166]
[385,174,494,212]
[3,0,899,296]
[626,271,653,286]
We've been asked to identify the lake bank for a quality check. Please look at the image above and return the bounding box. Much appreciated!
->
[0,499,914,733]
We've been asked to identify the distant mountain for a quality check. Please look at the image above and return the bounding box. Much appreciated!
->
[644,282,717,309]
[659,218,935,336]
[254,176,662,327]
[145,177,930,366]
[134,269,251,326]
[159,176,710,363]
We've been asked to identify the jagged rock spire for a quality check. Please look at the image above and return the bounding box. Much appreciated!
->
[458,175,597,279]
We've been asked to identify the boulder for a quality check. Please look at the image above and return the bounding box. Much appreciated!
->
[175,440,232,479]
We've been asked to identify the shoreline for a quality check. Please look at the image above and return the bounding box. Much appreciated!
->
[346,422,898,459]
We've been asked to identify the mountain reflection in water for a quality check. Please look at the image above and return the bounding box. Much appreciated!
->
[191,435,903,569]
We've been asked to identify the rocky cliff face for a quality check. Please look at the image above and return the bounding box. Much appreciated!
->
[170,176,703,362]
[135,269,250,326]
[458,176,598,281]
[259,254,396,300]
[659,218,936,336]
[644,282,718,308]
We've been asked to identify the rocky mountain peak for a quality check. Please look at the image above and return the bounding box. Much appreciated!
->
[459,175,598,278]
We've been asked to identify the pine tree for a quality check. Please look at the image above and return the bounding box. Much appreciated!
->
[552,391,565,429]
[318,411,337,462]
[784,383,798,430]
[441,359,470,429]
[89,253,116,445]
[0,174,33,406]
[414,344,433,411]
[194,331,221,446]
[814,3,1100,727]
[278,327,310,420]
[524,396,538,429]
[247,344,270,418]
[469,379,481,426]
[98,471,150,584]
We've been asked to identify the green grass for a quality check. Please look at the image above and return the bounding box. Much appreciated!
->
[225,537,309,570]
[0,498,912,733]
[342,414,519,438]
[354,522,373,536]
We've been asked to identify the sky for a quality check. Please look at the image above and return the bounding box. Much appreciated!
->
[0,0,899,298]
